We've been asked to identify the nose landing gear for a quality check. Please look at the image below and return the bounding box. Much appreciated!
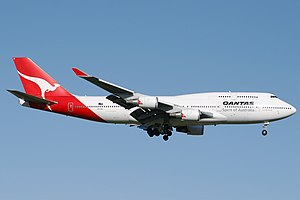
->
[262,129,268,136]
[262,122,269,136]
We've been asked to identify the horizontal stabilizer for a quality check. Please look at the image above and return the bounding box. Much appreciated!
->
[7,90,57,105]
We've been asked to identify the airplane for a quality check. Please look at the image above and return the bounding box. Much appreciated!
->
[8,57,296,141]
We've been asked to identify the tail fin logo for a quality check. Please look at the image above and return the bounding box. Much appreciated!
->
[17,71,60,110]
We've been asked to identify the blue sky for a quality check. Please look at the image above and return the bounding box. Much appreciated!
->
[1,0,300,199]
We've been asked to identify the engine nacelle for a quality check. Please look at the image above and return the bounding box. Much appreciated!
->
[181,109,201,121]
[138,96,158,109]
[126,96,159,109]
[176,125,204,136]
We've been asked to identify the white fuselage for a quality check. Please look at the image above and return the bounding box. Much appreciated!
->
[11,57,297,140]
[77,92,296,126]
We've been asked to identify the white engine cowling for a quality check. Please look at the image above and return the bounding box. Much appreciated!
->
[137,96,159,109]
[181,109,201,121]
[176,125,204,135]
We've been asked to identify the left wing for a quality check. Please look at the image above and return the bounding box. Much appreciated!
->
[72,68,134,98]
[72,68,173,107]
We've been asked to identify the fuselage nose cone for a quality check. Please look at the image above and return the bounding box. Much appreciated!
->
[291,105,297,115]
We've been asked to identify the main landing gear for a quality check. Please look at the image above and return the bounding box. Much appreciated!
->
[147,129,159,137]
[262,122,269,136]
[163,134,169,141]
[147,126,173,141]
[163,130,172,141]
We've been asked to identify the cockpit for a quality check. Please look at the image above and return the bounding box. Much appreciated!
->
[270,95,277,98]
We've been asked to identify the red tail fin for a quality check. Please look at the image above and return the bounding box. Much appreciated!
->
[12,57,105,122]
[13,57,71,99]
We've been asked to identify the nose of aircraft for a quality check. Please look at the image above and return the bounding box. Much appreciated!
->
[291,105,297,115]
[281,103,296,119]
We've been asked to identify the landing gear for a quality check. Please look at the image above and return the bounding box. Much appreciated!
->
[147,128,160,137]
[262,129,268,136]
[166,130,172,136]
[162,126,172,141]
[163,134,169,141]
[146,126,173,141]
[147,129,154,137]
[262,122,269,136]
[154,129,160,136]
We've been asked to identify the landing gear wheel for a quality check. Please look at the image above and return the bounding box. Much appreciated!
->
[166,130,172,136]
[147,129,154,137]
[163,134,169,141]
[153,129,160,137]
[148,132,154,137]
[262,129,268,136]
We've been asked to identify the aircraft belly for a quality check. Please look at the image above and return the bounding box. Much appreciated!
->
[221,110,283,124]
[169,118,227,126]
[94,109,138,124]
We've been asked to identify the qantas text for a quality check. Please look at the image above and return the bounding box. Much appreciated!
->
[223,101,254,106]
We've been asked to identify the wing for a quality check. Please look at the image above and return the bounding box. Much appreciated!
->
[72,68,134,98]
[72,68,179,123]
[106,94,136,109]
[71,68,214,129]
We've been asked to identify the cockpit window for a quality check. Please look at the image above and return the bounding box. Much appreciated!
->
[271,95,277,98]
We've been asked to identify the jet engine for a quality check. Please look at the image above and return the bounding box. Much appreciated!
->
[181,109,201,121]
[127,96,159,109]
[176,125,204,135]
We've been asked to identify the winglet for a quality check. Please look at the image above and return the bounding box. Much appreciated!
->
[72,68,88,77]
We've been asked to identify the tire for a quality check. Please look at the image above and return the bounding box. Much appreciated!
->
[262,129,268,136]
[167,130,172,136]
[147,129,154,137]
[163,134,169,141]
[148,132,154,137]
[153,129,160,137]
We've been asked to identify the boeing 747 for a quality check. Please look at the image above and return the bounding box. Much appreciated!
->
[8,58,296,141]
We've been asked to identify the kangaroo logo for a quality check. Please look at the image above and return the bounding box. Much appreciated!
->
[17,71,60,111]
